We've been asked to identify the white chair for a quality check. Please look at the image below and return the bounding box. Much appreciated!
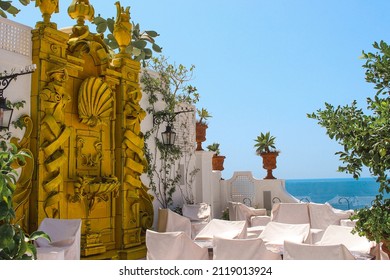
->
[35,218,82,260]
[317,225,373,255]
[146,230,209,260]
[213,236,282,260]
[250,215,271,227]
[308,202,353,230]
[270,203,310,224]
[283,240,356,260]
[182,203,210,239]
[182,203,211,223]
[165,208,192,238]
[228,201,267,227]
[259,221,311,246]
[194,219,247,240]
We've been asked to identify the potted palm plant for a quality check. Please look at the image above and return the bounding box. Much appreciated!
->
[196,108,212,151]
[254,131,279,179]
[207,142,226,171]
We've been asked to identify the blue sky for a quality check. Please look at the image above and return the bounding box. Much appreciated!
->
[12,0,390,180]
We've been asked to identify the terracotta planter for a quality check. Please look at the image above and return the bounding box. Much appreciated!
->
[157,208,168,232]
[212,155,226,171]
[196,122,208,151]
[260,152,279,179]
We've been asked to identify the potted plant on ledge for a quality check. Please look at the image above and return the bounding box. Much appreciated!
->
[196,108,212,151]
[254,131,279,179]
[207,142,226,171]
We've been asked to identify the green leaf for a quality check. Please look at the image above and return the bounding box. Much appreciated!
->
[140,34,155,43]
[18,0,30,6]
[132,40,147,49]
[96,22,107,33]
[144,48,152,59]
[132,47,141,57]
[107,17,115,33]
[0,1,11,10]
[108,40,118,49]
[29,231,51,242]
[145,30,159,37]
[0,224,14,248]
[6,6,20,16]
[152,43,162,53]
[92,15,105,25]
[0,9,7,18]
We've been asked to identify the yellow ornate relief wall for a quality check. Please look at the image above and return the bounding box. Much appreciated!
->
[25,0,153,259]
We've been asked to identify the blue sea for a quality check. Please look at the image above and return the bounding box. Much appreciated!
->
[285,177,390,211]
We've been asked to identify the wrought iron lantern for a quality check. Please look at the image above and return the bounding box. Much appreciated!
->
[0,95,13,129]
[161,125,176,146]
[0,64,36,129]
[153,107,193,146]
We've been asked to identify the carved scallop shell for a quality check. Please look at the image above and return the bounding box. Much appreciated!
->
[78,77,113,127]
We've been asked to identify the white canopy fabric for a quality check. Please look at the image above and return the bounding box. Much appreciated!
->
[213,236,282,260]
[228,201,267,226]
[35,218,82,260]
[146,230,209,260]
[165,209,192,238]
[270,203,310,224]
[317,225,373,255]
[259,221,310,246]
[308,202,353,230]
[194,219,247,240]
[283,240,356,260]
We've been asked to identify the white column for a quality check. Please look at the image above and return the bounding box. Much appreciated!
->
[194,150,214,204]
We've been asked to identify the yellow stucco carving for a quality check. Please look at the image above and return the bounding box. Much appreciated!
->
[11,116,34,231]
[78,77,114,127]
[35,0,59,27]
[113,1,132,55]
[40,68,71,218]
[28,0,154,259]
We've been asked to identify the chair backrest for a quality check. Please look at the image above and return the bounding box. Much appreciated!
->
[318,225,372,254]
[35,218,82,260]
[283,240,356,260]
[271,203,310,224]
[146,230,209,260]
[194,219,247,240]
[213,236,281,260]
[166,209,192,238]
[308,203,352,229]
[259,221,310,245]
[182,203,211,222]
[228,201,266,225]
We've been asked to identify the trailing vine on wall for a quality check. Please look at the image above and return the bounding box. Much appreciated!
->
[142,56,200,209]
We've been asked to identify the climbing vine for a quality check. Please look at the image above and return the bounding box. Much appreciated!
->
[142,56,199,209]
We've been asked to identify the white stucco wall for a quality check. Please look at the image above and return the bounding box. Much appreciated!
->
[0,17,32,141]
[139,68,198,229]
